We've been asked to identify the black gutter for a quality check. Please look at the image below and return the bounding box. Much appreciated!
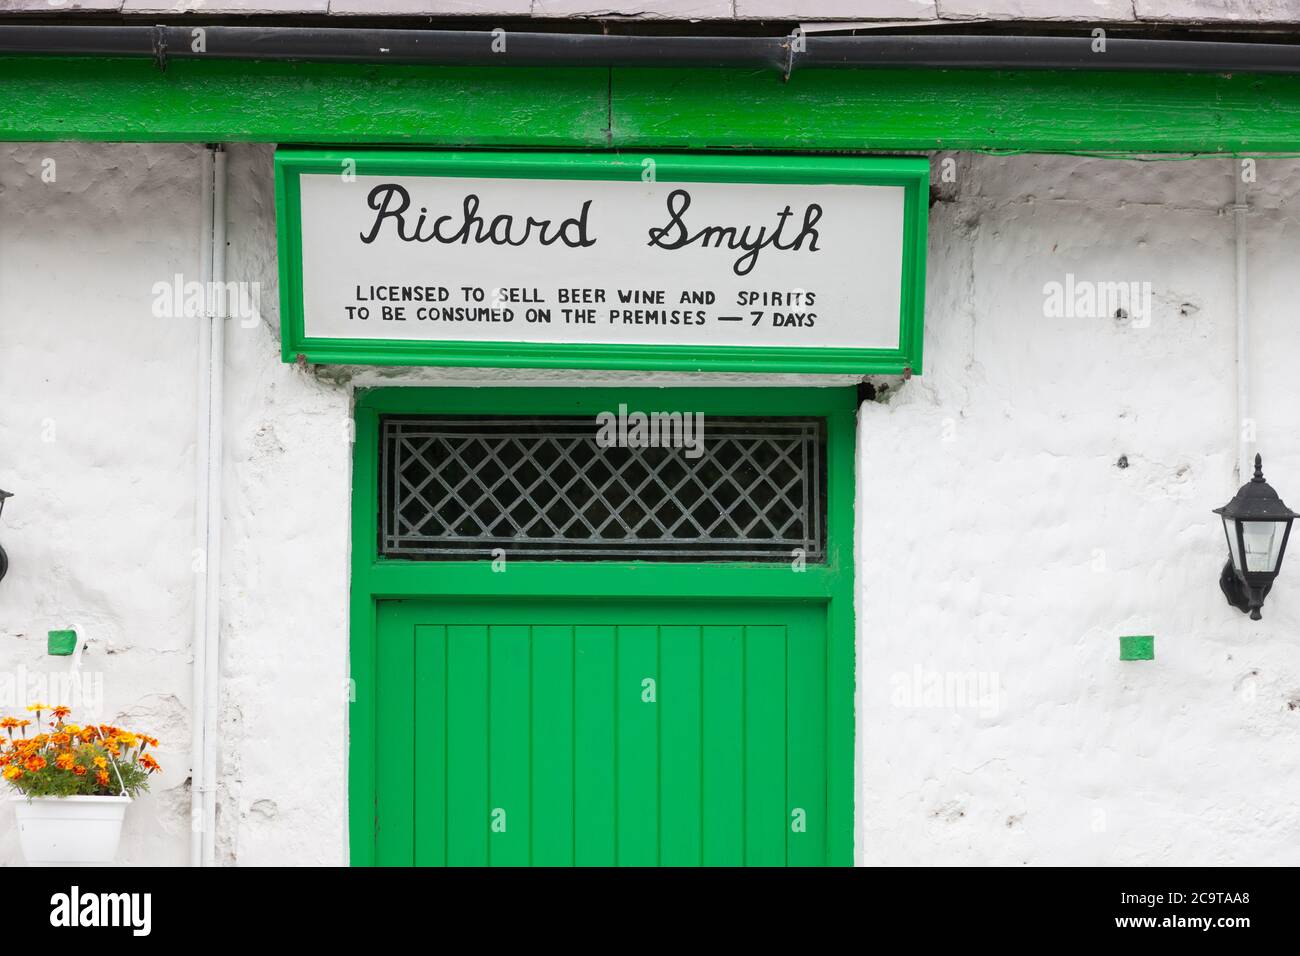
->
[4,25,1300,74]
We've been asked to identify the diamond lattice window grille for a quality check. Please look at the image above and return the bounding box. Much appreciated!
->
[379,416,826,562]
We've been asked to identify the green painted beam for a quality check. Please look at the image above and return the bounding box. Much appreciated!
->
[5,55,1300,152]
[0,56,609,146]
[610,67,1300,153]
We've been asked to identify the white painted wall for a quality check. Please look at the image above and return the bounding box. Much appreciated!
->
[1,144,1298,865]
[858,154,1300,865]
[0,143,353,865]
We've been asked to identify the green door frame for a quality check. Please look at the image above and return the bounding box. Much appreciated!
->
[349,385,858,866]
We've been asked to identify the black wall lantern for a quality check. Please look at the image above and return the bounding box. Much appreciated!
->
[1214,455,1297,620]
[0,489,10,585]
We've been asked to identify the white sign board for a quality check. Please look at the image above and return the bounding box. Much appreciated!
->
[277,153,927,373]
[301,176,904,347]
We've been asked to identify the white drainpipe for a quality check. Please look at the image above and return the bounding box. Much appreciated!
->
[203,146,227,869]
[1233,172,1252,482]
[191,145,227,867]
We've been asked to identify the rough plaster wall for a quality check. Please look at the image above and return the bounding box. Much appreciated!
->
[4,144,1300,866]
[215,144,352,866]
[858,154,1300,865]
[0,143,202,865]
[0,142,352,866]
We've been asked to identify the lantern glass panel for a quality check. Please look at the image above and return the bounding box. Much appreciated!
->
[1242,520,1285,573]
[1224,517,1243,574]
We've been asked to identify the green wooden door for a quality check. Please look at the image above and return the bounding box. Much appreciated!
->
[351,386,857,867]
[375,598,831,866]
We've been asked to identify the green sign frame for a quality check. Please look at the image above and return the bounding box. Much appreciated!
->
[274,149,928,375]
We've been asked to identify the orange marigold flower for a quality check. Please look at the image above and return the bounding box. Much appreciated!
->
[2,766,22,780]
[95,770,110,787]
[140,753,162,773]
[72,765,87,776]
[93,756,108,770]
[55,752,75,770]
[51,733,71,746]
[51,705,71,719]
[0,716,20,729]
[140,735,159,749]
[24,755,46,772]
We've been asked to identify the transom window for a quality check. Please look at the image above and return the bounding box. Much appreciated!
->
[378,415,826,562]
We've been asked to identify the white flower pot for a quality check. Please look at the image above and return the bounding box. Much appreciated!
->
[11,795,131,866]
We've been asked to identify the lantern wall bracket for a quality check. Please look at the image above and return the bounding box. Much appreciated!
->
[1220,559,1271,619]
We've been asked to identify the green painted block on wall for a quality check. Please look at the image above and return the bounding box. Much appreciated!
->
[1120,635,1154,661]
[47,629,77,656]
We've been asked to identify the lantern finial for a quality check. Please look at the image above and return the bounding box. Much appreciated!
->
[1253,453,1265,483]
